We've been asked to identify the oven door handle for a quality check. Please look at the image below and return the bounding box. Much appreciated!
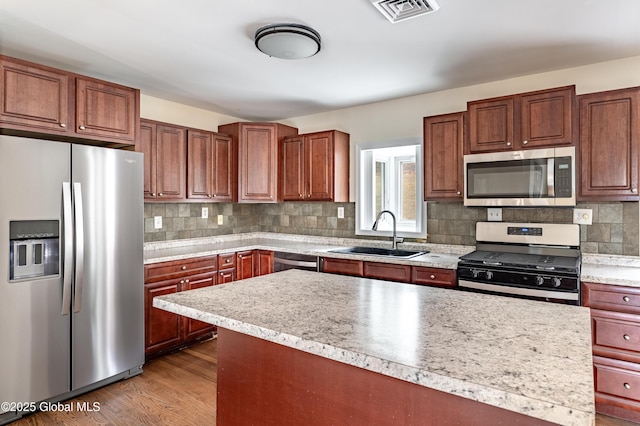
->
[547,158,555,197]
[458,279,579,301]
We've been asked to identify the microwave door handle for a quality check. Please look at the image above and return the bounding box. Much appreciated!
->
[547,158,555,197]
[62,182,73,315]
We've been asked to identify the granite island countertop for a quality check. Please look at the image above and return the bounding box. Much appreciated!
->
[154,269,595,426]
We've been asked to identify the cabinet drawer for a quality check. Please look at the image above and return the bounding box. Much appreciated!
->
[363,262,411,283]
[145,256,217,282]
[218,253,237,269]
[592,309,640,355]
[583,282,640,314]
[412,266,456,288]
[321,258,363,277]
[594,356,640,403]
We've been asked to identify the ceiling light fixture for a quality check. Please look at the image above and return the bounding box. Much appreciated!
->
[255,23,321,60]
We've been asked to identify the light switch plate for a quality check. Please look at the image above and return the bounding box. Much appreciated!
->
[217,215,224,225]
[487,208,502,222]
[573,208,593,225]
[201,207,208,219]
[337,207,345,219]
[154,216,162,229]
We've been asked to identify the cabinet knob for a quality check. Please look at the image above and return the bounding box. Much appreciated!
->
[59,123,66,128]
[632,188,638,193]
[207,194,212,198]
[225,258,231,263]
[79,125,86,130]
[151,193,156,197]
[456,191,461,195]
[522,140,528,145]
[624,334,631,341]
[213,194,217,197]
[180,280,185,284]
[624,296,631,302]
[506,141,512,146]
[624,383,631,389]
[181,266,187,270]
[159,193,164,196]
[430,274,436,280]
[184,279,189,283]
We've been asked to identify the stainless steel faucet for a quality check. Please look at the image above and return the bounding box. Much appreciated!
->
[372,210,402,250]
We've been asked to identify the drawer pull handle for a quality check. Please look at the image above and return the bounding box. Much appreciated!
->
[181,266,187,270]
[623,296,630,302]
[624,383,631,389]
[624,334,631,341]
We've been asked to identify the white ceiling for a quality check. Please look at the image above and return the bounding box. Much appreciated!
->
[2,0,640,121]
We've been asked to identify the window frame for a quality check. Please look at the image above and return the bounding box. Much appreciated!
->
[355,137,426,239]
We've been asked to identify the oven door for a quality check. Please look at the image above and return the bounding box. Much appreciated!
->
[458,279,580,305]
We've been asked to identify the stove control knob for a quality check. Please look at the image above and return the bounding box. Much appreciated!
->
[472,269,480,279]
[552,277,562,288]
[536,276,545,286]
[485,271,494,280]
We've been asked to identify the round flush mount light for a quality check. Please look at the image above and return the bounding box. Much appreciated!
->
[255,23,321,59]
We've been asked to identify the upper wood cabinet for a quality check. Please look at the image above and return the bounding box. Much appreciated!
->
[187,129,236,201]
[467,85,575,153]
[578,87,640,201]
[138,119,186,200]
[282,130,349,202]
[218,122,298,203]
[423,112,464,201]
[0,55,139,146]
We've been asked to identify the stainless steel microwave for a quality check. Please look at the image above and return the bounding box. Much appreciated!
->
[464,146,575,207]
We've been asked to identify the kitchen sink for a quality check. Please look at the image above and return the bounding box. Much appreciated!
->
[329,246,427,258]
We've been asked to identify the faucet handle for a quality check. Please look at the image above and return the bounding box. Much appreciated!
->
[395,237,404,245]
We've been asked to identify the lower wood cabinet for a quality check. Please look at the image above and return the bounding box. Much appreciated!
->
[144,256,217,360]
[583,282,640,423]
[321,257,457,288]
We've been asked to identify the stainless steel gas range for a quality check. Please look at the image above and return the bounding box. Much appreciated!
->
[457,222,581,305]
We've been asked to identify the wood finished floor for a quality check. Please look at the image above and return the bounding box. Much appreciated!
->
[9,338,639,425]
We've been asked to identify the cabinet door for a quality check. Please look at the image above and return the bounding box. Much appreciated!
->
[0,57,71,133]
[282,136,305,200]
[212,133,236,201]
[236,250,256,280]
[423,112,464,200]
[467,97,515,153]
[520,86,574,149]
[579,88,640,201]
[144,280,182,356]
[256,250,274,276]
[182,273,216,341]
[187,130,212,199]
[76,77,138,143]
[139,120,157,199]
[239,124,278,202]
[156,124,186,200]
[306,132,334,201]
[218,268,236,283]
[321,258,363,277]
[363,262,411,283]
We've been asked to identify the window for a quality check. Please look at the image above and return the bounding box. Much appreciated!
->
[356,138,426,238]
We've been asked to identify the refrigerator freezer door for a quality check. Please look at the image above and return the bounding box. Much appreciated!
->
[0,136,71,408]
[70,144,144,390]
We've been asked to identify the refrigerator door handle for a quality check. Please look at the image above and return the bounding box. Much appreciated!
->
[62,182,73,315]
[73,182,84,313]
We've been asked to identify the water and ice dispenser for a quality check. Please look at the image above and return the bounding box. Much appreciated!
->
[9,220,60,280]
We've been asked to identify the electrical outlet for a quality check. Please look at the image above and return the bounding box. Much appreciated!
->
[201,207,208,219]
[337,207,344,219]
[154,216,162,229]
[217,215,224,225]
[573,208,593,225]
[487,208,502,222]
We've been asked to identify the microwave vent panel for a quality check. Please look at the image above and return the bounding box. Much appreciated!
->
[371,0,440,23]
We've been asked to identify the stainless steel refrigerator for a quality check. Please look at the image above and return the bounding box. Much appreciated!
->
[0,135,144,423]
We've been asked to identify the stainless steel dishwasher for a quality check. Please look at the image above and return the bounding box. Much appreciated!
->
[273,251,319,272]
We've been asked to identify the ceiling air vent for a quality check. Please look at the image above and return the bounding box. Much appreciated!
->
[371,0,440,23]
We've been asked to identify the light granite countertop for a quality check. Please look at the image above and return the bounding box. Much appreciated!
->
[154,269,595,426]
[144,232,640,287]
[144,232,472,270]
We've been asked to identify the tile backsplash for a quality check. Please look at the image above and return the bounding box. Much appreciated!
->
[144,201,639,256]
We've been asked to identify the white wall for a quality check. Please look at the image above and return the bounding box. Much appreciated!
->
[140,55,640,201]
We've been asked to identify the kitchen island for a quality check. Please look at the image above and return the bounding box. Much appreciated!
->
[154,269,595,425]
